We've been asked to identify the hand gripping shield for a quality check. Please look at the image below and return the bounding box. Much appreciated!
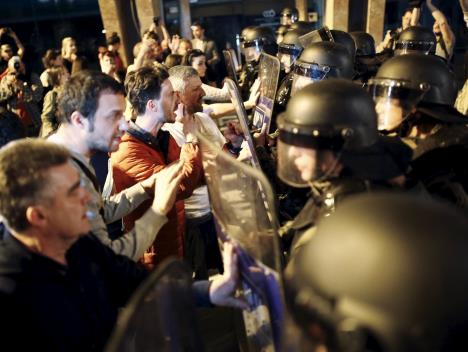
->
[105,259,203,352]
[198,134,285,351]
[252,53,281,135]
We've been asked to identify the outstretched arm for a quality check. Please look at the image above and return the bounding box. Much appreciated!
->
[427,0,456,59]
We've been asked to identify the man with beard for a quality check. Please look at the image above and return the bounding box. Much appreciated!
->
[48,70,169,261]
[111,65,204,268]
[0,139,247,352]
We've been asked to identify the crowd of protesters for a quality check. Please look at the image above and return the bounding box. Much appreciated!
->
[0,0,468,350]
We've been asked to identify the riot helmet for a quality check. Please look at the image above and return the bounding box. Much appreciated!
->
[394,26,436,56]
[278,29,303,73]
[330,29,356,60]
[349,31,376,57]
[368,54,458,131]
[285,192,468,352]
[277,79,378,187]
[289,21,316,35]
[276,25,289,44]
[280,7,299,26]
[241,26,276,62]
[290,41,354,95]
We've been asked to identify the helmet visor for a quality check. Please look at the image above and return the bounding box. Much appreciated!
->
[278,44,302,72]
[277,129,344,187]
[291,61,330,95]
[298,26,334,48]
[242,40,262,62]
[367,78,430,132]
[394,40,435,55]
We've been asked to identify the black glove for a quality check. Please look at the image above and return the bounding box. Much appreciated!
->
[408,0,424,8]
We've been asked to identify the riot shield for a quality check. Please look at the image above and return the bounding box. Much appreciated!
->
[298,26,334,48]
[252,53,280,134]
[105,259,204,352]
[223,49,239,84]
[198,134,285,351]
[225,78,261,169]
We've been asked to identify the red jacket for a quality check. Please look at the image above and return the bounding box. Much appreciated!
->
[111,131,203,267]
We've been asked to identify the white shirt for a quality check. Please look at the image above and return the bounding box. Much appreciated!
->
[162,112,226,219]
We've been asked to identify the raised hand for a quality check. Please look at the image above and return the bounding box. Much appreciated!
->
[151,160,185,215]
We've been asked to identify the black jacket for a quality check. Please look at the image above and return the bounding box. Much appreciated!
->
[0,230,211,351]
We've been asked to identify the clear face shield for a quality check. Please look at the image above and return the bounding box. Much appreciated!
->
[367,78,430,132]
[394,40,435,56]
[277,128,344,187]
[277,44,302,73]
[242,39,263,62]
[290,61,330,96]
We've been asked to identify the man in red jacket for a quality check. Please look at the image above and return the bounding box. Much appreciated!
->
[111,65,204,268]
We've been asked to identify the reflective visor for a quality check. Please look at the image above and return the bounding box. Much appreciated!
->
[278,45,302,72]
[242,40,262,62]
[367,78,430,132]
[242,39,263,49]
[290,61,330,95]
[292,61,330,80]
[298,26,334,47]
[278,44,302,57]
[394,40,435,55]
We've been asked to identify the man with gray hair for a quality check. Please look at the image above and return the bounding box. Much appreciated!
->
[164,65,226,278]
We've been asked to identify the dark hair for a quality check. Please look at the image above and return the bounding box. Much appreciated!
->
[142,30,160,43]
[182,49,205,66]
[57,70,124,125]
[42,49,61,69]
[191,21,204,30]
[164,54,183,68]
[125,66,169,115]
[0,139,70,232]
[47,66,66,88]
[0,108,25,149]
[107,32,121,46]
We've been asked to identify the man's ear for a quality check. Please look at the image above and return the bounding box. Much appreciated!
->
[70,111,87,128]
[26,206,48,229]
[174,91,182,104]
[146,99,157,113]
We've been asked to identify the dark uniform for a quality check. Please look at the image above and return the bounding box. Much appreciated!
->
[369,53,468,209]
[276,79,412,259]
[284,192,468,351]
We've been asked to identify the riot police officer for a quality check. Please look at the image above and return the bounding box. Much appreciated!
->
[330,29,357,60]
[288,41,355,97]
[277,79,412,257]
[350,31,384,83]
[284,192,468,351]
[368,53,468,208]
[279,7,299,26]
[238,25,277,100]
[394,26,437,56]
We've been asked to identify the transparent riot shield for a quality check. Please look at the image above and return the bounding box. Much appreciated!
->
[298,26,334,48]
[252,53,280,134]
[105,259,204,352]
[223,49,239,84]
[198,134,285,352]
[225,77,261,169]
